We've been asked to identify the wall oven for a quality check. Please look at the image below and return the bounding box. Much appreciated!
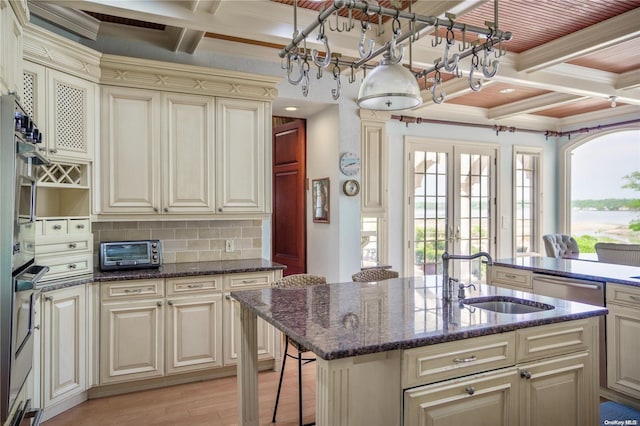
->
[1,95,49,426]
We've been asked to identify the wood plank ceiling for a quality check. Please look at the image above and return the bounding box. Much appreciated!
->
[29,0,640,128]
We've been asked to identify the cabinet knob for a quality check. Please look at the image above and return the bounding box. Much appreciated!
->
[153,207,159,213]
[164,208,169,213]
[218,208,223,212]
[520,369,532,379]
[168,300,173,306]
[49,148,57,154]
[225,294,231,300]
[76,224,85,229]
[53,224,62,230]
[34,325,40,330]
[465,386,475,395]
[69,243,77,249]
[45,295,53,302]
[157,301,163,307]
[68,263,77,269]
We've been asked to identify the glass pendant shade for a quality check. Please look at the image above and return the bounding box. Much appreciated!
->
[357,56,422,111]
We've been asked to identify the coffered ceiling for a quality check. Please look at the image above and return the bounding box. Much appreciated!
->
[28,0,640,129]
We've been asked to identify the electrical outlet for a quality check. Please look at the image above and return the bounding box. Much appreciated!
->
[225,239,234,252]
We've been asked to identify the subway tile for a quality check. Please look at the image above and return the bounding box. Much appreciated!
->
[221,251,241,260]
[198,228,220,239]
[235,239,252,250]
[112,221,138,230]
[176,251,198,263]
[187,239,210,251]
[242,248,262,259]
[210,239,225,250]
[91,222,113,231]
[151,229,176,240]
[198,251,221,262]
[126,230,152,240]
[175,229,198,240]
[99,230,128,241]
[220,228,241,238]
[242,227,262,238]
[165,220,187,229]
[187,220,207,228]
[138,221,164,229]
[163,252,176,264]
[162,240,187,251]
[252,238,262,248]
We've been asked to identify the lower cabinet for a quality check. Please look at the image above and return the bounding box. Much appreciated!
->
[403,318,598,426]
[40,285,87,409]
[99,271,279,385]
[606,283,640,399]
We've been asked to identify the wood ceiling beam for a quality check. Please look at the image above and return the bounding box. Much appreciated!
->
[516,8,640,73]
[616,69,640,91]
[487,92,584,120]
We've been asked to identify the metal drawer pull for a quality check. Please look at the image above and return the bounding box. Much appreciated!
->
[52,224,62,230]
[76,224,85,229]
[242,280,257,284]
[69,243,77,249]
[124,288,142,293]
[453,355,477,364]
[465,386,475,395]
[504,274,518,279]
[68,263,77,269]
[520,369,532,379]
[629,295,640,302]
[187,284,203,288]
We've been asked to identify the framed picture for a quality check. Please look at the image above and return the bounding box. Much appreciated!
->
[312,178,330,223]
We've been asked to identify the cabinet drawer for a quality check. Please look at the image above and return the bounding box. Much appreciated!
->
[490,266,532,290]
[402,332,516,388]
[101,279,165,301]
[39,219,68,236]
[35,235,92,255]
[166,275,221,295]
[516,319,592,363]
[225,272,274,291]
[36,252,93,282]
[606,283,640,307]
[68,218,90,234]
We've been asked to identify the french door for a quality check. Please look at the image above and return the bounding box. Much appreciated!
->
[405,138,497,283]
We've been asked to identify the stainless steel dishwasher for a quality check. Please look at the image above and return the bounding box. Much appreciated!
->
[532,273,606,387]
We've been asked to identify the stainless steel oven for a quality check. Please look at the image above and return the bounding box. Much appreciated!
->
[1,95,49,425]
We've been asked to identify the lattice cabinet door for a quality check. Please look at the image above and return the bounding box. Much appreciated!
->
[46,69,96,161]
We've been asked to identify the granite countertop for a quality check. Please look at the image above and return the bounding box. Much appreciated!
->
[494,257,640,287]
[38,259,285,291]
[230,276,607,361]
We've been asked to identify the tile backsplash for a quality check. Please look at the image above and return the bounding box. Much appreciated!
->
[92,220,263,265]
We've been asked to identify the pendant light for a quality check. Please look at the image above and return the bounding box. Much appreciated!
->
[357,52,422,111]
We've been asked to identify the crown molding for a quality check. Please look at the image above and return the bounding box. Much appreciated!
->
[8,0,29,26]
[23,23,101,82]
[100,54,280,101]
[28,1,99,40]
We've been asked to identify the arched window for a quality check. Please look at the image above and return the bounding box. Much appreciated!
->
[561,129,640,254]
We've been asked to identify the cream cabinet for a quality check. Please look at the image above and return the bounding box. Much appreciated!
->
[40,285,87,409]
[223,271,278,365]
[22,61,96,162]
[215,97,268,214]
[165,276,223,374]
[99,279,165,384]
[487,265,533,291]
[403,318,598,426]
[606,283,640,399]
[99,87,215,216]
[1,0,26,96]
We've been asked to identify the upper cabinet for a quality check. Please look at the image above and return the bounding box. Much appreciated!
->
[22,61,96,161]
[96,55,279,219]
[100,87,215,215]
[0,0,27,96]
[216,97,268,214]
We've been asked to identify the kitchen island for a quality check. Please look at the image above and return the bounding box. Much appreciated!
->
[231,276,607,426]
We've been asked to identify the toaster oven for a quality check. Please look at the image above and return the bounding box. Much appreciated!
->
[99,240,162,271]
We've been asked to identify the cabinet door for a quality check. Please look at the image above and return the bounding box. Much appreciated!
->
[101,86,161,214]
[46,69,95,161]
[607,303,640,399]
[1,3,23,95]
[518,351,594,426]
[215,97,267,213]
[21,60,46,142]
[223,294,275,365]
[404,368,519,426]
[166,294,223,374]
[41,286,86,408]
[162,93,215,214]
[100,298,164,384]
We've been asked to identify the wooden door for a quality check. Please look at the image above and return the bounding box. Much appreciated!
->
[272,119,306,275]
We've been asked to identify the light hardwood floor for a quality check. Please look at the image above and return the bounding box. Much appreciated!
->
[42,359,317,426]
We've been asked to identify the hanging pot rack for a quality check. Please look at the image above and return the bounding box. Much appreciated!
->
[279,0,513,106]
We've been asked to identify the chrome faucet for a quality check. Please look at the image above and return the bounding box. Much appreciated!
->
[441,251,493,302]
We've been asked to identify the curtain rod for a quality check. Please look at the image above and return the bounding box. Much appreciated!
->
[390,115,640,140]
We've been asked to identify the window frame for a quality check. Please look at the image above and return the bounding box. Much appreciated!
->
[512,145,543,257]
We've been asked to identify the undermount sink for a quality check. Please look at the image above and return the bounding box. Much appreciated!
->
[463,296,555,314]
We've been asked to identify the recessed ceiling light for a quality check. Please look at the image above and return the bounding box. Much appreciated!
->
[284,106,299,111]
[500,88,516,94]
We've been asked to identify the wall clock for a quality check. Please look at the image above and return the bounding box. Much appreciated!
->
[343,179,360,196]
[339,152,361,176]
